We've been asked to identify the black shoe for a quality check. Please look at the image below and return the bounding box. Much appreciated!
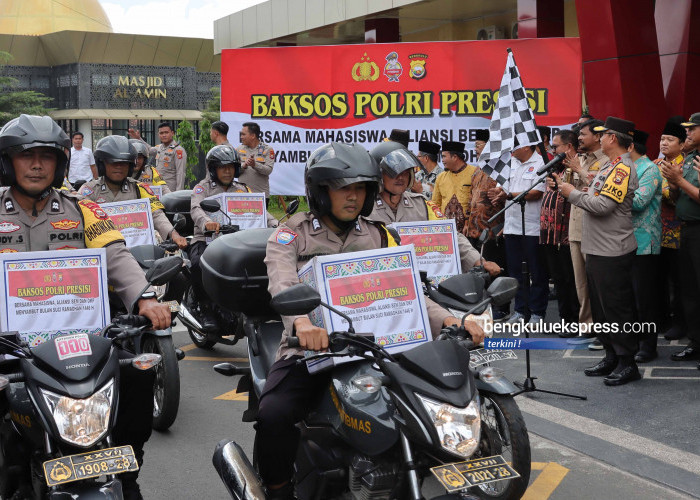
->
[199,308,218,332]
[634,351,657,363]
[663,326,685,341]
[670,345,700,361]
[603,365,641,386]
[584,359,616,377]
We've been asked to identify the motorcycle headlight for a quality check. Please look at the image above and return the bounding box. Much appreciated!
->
[416,394,481,458]
[41,379,114,448]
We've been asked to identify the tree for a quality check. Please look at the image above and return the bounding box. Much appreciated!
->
[201,87,220,123]
[199,118,216,157]
[176,120,198,188]
[0,51,53,126]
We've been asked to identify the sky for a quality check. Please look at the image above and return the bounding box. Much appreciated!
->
[100,0,266,39]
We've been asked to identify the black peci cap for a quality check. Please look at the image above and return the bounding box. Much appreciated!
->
[662,119,687,141]
[387,129,410,147]
[632,129,649,148]
[593,116,635,136]
[474,129,490,142]
[441,141,465,154]
[418,140,440,156]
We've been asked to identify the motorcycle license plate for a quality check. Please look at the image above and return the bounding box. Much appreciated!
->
[163,300,180,312]
[43,445,139,487]
[431,455,519,492]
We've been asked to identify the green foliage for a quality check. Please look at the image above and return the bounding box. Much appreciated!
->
[0,51,53,126]
[199,118,216,157]
[267,196,309,221]
[176,120,198,187]
[201,87,220,123]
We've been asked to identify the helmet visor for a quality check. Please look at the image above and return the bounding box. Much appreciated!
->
[380,148,420,178]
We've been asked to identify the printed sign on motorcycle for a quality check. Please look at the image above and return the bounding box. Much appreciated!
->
[149,185,164,200]
[205,192,267,230]
[100,199,155,247]
[299,245,429,373]
[0,249,109,346]
[389,220,461,283]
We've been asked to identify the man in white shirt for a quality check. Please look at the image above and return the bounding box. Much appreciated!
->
[68,131,96,186]
[491,145,548,323]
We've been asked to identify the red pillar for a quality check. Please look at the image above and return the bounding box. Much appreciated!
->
[365,18,399,43]
[575,0,666,158]
[655,0,700,118]
[518,0,564,38]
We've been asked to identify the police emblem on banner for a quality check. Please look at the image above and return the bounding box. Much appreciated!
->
[384,51,402,82]
[409,54,428,80]
[352,52,380,82]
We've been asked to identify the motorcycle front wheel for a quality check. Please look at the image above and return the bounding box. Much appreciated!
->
[473,393,531,499]
[142,335,181,431]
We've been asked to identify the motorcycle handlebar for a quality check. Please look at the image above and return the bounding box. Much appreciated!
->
[159,241,179,252]
[288,336,300,348]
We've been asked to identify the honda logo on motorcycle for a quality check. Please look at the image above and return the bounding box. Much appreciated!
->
[55,333,92,361]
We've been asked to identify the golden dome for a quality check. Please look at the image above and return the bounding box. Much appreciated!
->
[0,0,113,36]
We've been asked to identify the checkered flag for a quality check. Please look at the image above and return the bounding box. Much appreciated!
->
[479,49,541,187]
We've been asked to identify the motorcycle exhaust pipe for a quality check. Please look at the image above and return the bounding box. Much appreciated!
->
[178,304,203,332]
[212,439,266,500]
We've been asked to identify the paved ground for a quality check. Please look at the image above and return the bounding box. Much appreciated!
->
[136,319,700,499]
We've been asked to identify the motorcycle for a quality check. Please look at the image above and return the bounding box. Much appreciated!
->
[207,230,530,499]
[178,198,299,350]
[0,255,182,499]
[126,234,187,432]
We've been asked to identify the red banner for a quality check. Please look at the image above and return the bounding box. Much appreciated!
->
[8,268,100,302]
[328,269,417,310]
[111,212,149,231]
[227,199,264,215]
[221,38,582,195]
[402,232,455,256]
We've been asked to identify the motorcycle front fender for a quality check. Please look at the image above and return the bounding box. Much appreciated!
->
[48,478,123,499]
[475,376,519,395]
[212,439,266,500]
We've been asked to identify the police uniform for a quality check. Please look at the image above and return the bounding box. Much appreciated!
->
[135,165,171,196]
[0,186,155,467]
[368,192,481,272]
[78,177,175,242]
[568,152,639,356]
[138,139,187,192]
[258,212,454,486]
[236,142,275,197]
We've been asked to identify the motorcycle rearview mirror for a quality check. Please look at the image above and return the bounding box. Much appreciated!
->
[145,256,184,286]
[486,276,519,306]
[270,284,321,316]
[172,213,186,232]
[200,199,221,213]
[286,198,300,215]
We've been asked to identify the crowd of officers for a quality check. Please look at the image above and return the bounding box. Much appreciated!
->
[3,109,699,498]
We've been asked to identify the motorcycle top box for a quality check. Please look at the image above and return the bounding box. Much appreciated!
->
[161,189,194,235]
[200,228,276,317]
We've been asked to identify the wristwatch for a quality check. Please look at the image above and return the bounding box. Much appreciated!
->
[140,291,157,301]
[506,193,514,201]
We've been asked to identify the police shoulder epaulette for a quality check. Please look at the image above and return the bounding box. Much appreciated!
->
[57,188,79,200]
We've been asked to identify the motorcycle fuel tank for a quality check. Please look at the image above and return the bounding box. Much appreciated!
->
[313,361,399,456]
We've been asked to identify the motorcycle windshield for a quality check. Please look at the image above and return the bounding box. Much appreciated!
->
[30,333,112,384]
[397,339,472,391]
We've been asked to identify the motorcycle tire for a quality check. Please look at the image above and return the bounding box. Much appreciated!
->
[182,285,217,349]
[473,393,531,500]
[142,336,181,432]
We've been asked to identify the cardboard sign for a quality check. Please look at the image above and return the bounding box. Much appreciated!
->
[389,220,461,283]
[150,185,164,199]
[0,249,110,346]
[205,192,267,230]
[100,199,155,247]
[298,245,430,373]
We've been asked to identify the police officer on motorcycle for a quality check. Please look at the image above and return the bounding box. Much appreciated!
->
[368,141,501,276]
[259,142,485,499]
[129,138,171,195]
[0,115,172,499]
[78,135,187,249]
[189,145,277,331]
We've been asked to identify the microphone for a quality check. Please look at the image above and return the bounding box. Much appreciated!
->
[536,152,567,176]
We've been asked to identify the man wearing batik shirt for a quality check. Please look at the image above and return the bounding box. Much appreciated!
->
[413,140,442,199]
[541,130,580,329]
[654,118,686,340]
[431,141,476,233]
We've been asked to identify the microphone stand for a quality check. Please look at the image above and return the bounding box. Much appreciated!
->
[488,164,586,401]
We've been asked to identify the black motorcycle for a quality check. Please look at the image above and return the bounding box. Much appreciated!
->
[204,229,531,499]
[178,198,298,350]
[0,256,182,499]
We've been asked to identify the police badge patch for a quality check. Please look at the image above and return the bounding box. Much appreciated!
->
[194,185,204,194]
[81,187,93,196]
[276,229,297,245]
[408,53,428,80]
